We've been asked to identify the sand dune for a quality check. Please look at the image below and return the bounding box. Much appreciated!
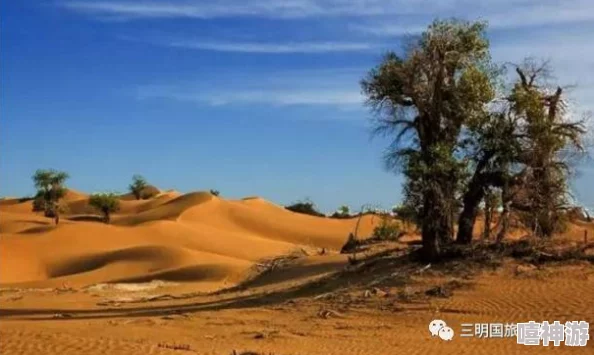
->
[0,190,379,289]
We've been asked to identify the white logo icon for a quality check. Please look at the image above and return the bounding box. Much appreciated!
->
[439,326,455,341]
[429,319,447,337]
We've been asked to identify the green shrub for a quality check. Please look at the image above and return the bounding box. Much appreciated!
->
[129,174,148,200]
[89,192,120,224]
[210,189,220,196]
[285,199,325,217]
[330,205,351,219]
[372,216,402,241]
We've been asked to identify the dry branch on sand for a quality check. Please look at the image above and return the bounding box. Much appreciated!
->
[157,342,193,352]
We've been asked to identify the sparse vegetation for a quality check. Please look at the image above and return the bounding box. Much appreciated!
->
[32,169,69,225]
[330,204,351,219]
[285,198,325,217]
[89,192,120,224]
[372,214,402,241]
[128,174,148,200]
[210,189,220,196]
[392,204,419,229]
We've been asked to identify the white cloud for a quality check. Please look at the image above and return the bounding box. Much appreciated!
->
[350,0,594,36]
[491,32,594,115]
[62,1,594,24]
[137,86,364,106]
[167,40,374,53]
[60,0,399,19]
[135,68,366,107]
[349,23,426,36]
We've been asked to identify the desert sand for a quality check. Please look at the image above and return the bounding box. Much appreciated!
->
[0,190,593,354]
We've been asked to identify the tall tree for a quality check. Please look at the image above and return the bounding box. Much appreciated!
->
[128,174,148,200]
[361,19,495,261]
[32,169,69,225]
[508,60,586,237]
[457,59,587,243]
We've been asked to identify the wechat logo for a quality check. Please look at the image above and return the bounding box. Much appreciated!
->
[429,319,454,341]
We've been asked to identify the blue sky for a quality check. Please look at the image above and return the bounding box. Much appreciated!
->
[1,0,593,213]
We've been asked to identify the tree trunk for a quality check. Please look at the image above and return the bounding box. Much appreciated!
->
[483,197,492,240]
[457,181,485,244]
[496,203,509,242]
[54,212,60,225]
[420,186,450,262]
[104,210,111,224]
[422,226,441,262]
[496,183,511,242]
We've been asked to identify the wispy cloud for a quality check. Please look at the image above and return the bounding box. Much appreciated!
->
[60,0,395,20]
[61,0,594,25]
[135,68,366,107]
[143,89,364,106]
[491,32,594,115]
[351,0,594,36]
[167,40,375,53]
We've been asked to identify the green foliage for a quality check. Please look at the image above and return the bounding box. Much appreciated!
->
[506,60,586,237]
[372,215,402,241]
[285,198,325,218]
[89,192,121,224]
[330,205,351,219]
[392,203,419,227]
[31,169,69,222]
[32,193,45,212]
[33,169,69,192]
[128,174,148,200]
[210,189,220,197]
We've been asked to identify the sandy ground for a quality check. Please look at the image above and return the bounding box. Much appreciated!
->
[1,190,593,354]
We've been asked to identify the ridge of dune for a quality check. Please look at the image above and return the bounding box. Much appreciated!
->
[0,199,34,214]
[178,196,378,250]
[62,188,88,201]
[114,191,214,226]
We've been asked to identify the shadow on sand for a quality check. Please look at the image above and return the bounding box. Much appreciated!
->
[0,247,422,322]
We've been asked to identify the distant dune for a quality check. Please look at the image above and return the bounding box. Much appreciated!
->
[0,190,377,289]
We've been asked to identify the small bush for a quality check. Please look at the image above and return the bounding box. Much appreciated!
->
[285,199,325,217]
[89,192,121,224]
[330,205,352,219]
[372,216,402,241]
[210,189,220,196]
